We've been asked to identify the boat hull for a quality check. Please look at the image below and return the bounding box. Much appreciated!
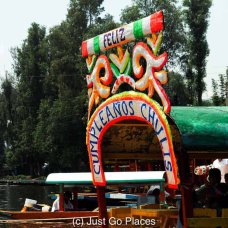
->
[0,210,98,220]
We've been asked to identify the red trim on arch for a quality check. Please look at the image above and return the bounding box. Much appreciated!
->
[86,92,179,188]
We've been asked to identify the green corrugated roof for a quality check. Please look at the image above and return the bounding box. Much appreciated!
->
[171,106,228,150]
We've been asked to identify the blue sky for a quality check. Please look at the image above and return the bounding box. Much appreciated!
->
[0,0,227,98]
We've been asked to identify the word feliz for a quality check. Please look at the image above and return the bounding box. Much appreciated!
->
[103,28,125,48]
[88,99,173,175]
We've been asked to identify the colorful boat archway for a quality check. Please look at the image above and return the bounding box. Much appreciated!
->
[87,91,179,189]
[81,10,180,226]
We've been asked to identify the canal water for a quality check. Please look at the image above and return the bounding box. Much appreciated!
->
[0,185,103,227]
[0,184,57,211]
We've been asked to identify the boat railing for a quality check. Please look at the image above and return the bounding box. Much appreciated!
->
[109,207,178,227]
[187,208,228,227]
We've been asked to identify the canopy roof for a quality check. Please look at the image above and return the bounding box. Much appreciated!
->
[171,106,228,150]
[46,171,165,185]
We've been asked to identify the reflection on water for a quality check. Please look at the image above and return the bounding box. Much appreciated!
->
[0,184,57,211]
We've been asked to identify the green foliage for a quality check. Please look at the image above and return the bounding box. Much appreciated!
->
[0,0,104,176]
[183,0,212,105]
[85,14,119,40]
[219,74,226,102]
[211,70,228,106]
[0,93,7,176]
[212,79,220,106]
[120,5,142,24]
[68,0,104,27]
[123,0,188,68]
[34,93,88,172]
[165,72,189,105]
[10,23,49,176]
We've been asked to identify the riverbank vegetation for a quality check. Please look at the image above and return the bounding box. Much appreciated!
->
[0,0,223,177]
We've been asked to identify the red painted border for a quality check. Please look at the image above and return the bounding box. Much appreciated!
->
[87,92,179,188]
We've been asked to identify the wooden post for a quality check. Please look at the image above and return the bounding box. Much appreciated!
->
[73,188,78,210]
[59,184,64,211]
[114,164,120,171]
[159,181,165,204]
[181,185,193,228]
[147,162,152,171]
[97,186,108,228]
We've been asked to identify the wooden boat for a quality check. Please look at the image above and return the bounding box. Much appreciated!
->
[0,171,166,223]
[0,210,98,220]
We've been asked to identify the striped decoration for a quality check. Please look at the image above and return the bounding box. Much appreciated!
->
[82,11,163,57]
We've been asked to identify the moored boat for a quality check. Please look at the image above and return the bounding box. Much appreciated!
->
[0,210,98,220]
[0,171,166,223]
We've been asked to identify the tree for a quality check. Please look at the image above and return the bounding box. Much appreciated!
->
[183,0,212,105]
[46,0,105,98]
[212,79,220,106]
[34,94,88,172]
[83,0,104,26]
[0,92,7,176]
[219,74,226,103]
[120,0,188,68]
[85,14,118,41]
[120,5,142,24]
[1,75,16,144]
[165,72,189,105]
[0,72,23,175]
[33,0,106,173]
[11,23,48,176]
[47,22,78,98]
[1,74,15,125]
[211,71,228,106]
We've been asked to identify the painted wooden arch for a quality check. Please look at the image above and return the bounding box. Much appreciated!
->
[86,91,180,189]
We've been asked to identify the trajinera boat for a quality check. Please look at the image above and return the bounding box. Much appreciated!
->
[0,171,166,223]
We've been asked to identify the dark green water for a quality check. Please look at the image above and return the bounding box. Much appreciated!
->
[0,185,108,227]
[0,184,57,211]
